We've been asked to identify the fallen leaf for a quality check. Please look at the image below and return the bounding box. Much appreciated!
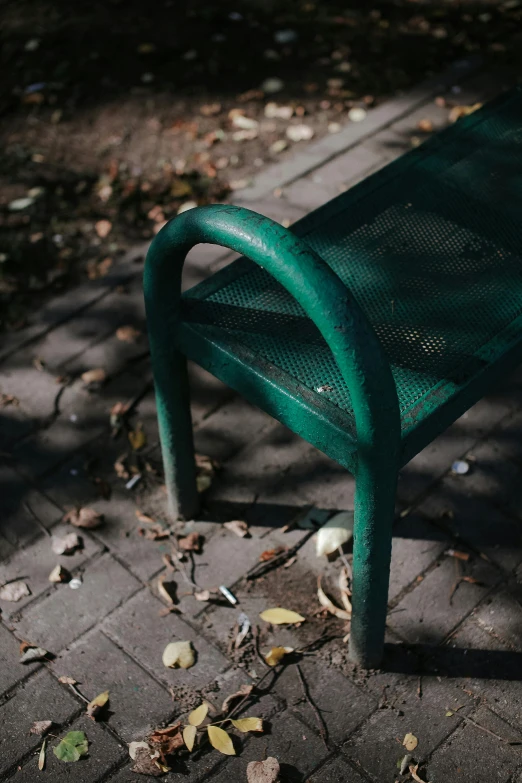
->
[162,640,195,669]
[449,103,482,122]
[247,757,281,783]
[58,675,77,685]
[223,520,250,538]
[131,746,165,776]
[53,730,89,762]
[148,722,184,760]
[188,703,208,726]
[207,725,235,755]
[178,532,202,552]
[51,532,81,555]
[445,549,470,561]
[157,576,177,605]
[338,567,352,614]
[403,732,418,752]
[129,740,150,759]
[183,724,197,751]
[231,717,263,733]
[138,523,170,541]
[283,556,297,568]
[221,684,253,714]
[0,581,31,602]
[20,646,49,664]
[63,507,103,529]
[95,219,112,238]
[259,547,284,562]
[86,690,110,720]
[30,720,54,735]
[81,368,107,385]
[286,124,314,142]
[409,763,430,783]
[197,473,212,492]
[264,646,294,667]
[348,107,367,122]
[418,118,434,132]
[129,424,147,451]
[49,565,71,583]
[116,325,142,343]
[114,454,130,479]
[317,577,351,620]
[259,608,305,625]
[0,393,19,407]
[315,511,354,557]
[194,590,211,602]
[38,738,47,770]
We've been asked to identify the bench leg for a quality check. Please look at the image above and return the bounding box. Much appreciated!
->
[154,350,200,520]
[349,459,397,668]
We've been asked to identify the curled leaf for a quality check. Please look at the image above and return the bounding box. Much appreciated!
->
[0,581,30,602]
[20,646,48,664]
[49,565,71,583]
[38,738,47,770]
[30,720,54,736]
[148,722,184,760]
[81,368,106,385]
[338,567,352,614]
[221,684,253,714]
[403,732,418,752]
[183,724,197,751]
[63,507,103,529]
[223,520,250,538]
[231,717,263,733]
[264,646,294,667]
[317,577,351,620]
[207,725,235,755]
[188,703,208,726]
[86,690,110,720]
[157,575,177,605]
[177,532,202,552]
[259,608,305,625]
[247,757,281,783]
[128,740,149,760]
[53,731,89,762]
[315,512,354,557]
[162,640,195,669]
[51,532,81,555]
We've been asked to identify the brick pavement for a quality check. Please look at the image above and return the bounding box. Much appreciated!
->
[2,64,522,783]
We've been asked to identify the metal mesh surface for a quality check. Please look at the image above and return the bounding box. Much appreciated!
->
[184,92,522,430]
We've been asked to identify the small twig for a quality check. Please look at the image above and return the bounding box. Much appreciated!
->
[246,530,316,580]
[24,502,52,538]
[462,715,514,744]
[417,675,422,699]
[67,683,90,704]
[296,664,329,749]
[252,624,269,670]
[169,547,198,589]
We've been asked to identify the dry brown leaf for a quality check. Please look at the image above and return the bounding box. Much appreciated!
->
[403,732,418,752]
[409,763,430,783]
[317,577,351,621]
[195,453,219,473]
[157,575,177,605]
[221,684,253,714]
[114,454,130,479]
[418,118,433,132]
[58,675,77,685]
[259,547,284,562]
[81,367,106,385]
[247,757,281,783]
[30,720,54,736]
[63,507,103,529]
[51,532,81,555]
[194,590,211,602]
[49,565,71,583]
[223,520,250,538]
[95,219,112,238]
[86,690,110,720]
[449,102,482,122]
[259,608,305,625]
[148,722,184,761]
[116,325,142,343]
[0,581,31,602]
[136,510,156,525]
[178,532,202,552]
[131,746,165,776]
[264,646,294,667]
[0,393,19,407]
[138,523,169,540]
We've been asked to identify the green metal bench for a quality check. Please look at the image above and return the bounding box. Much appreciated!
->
[144,86,522,668]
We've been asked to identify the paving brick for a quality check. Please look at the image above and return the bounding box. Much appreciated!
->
[467,588,522,652]
[194,396,273,464]
[14,553,140,652]
[205,711,330,783]
[426,705,522,783]
[53,629,174,742]
[0,669,79,780]
[446,617,522,725]
[103,588,229,692]
[388,515,449,603]
[387,553,497,645]
[0,466,60,548]
[273,658,375,746]
[12,714,126,782]
[234,196,306,226]
[0,525,103,616]
[418,481,522,572]
[309,755,367,783]
[0,621,35,696]
[344,676,473,780]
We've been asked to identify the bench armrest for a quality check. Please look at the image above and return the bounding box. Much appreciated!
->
[144,204,400,461]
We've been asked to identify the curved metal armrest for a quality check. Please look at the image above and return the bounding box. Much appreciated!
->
[144,204,400,459]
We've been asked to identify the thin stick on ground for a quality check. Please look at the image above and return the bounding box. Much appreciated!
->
[296,663,329,749]
[246,529,316,580]
[252,624,270,670]
[463,716,522,745]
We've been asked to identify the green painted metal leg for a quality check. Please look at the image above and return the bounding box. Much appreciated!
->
[153,349,199,520]
[349,459,398,668]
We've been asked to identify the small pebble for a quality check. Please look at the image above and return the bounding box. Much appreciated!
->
[451,460,470,475]
[69,577,82,590]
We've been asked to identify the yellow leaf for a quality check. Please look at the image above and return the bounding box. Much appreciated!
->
[264,646,294,667]
[315,511,353,556]
[207,725,235,755]
[86,690,110,720]
[162,641,195,669]
[317,577,351,620]
[128,424,147,451]
[259,608,305,625]
[183,725,197,752]
[231,717,263,733]
[38,738,46,771]
[188,703,208,727]
[403,732,418,752]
